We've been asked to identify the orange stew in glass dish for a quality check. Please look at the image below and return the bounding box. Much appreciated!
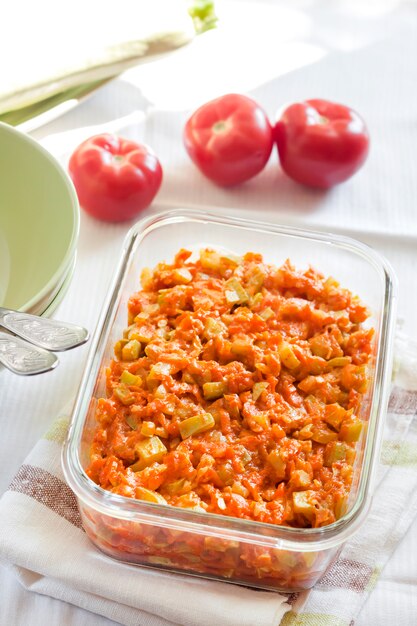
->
[86,249,373,530]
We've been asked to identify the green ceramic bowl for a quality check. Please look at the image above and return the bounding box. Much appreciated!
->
[0,122,79,313]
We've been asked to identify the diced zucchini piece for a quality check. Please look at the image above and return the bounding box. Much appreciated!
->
[251,412,270,430]
[231,338,252,356]
[134,312,149,322]
[155,328,168,340]
[154,384,167,399]
[123,323,136,339]
[290,469,311,489]
[327,356,351,368]
[200,249,221,271]
[203,317,226,340]
[182,371,196,384]
[324,403,346,430]
[240,449,251,466]
[126,415,139,430]
[252,382,269,402]
[267,450,286,479]
[120,370,142,386]
[131,436,167,471]
[140,267,153,289]
[136,486,167,505]
[259,307,274,321]
[311,425,338,444]
[323,441,349,467]
[341,364,368,393]
[224,278,249,305]
[217,495,227,510]
[278,342,301,369]
[179,412,215,439]
[114,338,128,359]
[339,419,363,442]
[217,463,234,486]
[324,276,340,289]
[309,334,331,359]
[297,424,314,440]
[231,481,249,498]
[114,385,136,406]
[255,362,268,375]
[142,303,160,316]
[148,362,172,381]
[135,326,154,344]
[172,268,193,284]
[292,490,316,520]
[249,292,263,308]
[141,421,156,437]
[163,478,188,495]
[305,394,325,412]
[247,266,265,293]
[334,495,348,520]
[203,381,227,400]
[121,339,141,361]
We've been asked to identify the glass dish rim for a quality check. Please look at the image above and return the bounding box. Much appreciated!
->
[62,207,397,553]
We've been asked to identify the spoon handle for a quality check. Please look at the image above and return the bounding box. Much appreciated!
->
[0,331,58,375]
[0,308,89,352]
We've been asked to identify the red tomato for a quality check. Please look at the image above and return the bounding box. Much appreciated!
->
[183,94,273,187]
[274,99,369,189]
[68,134,162,222]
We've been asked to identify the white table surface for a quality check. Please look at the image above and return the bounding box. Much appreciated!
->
[1,1,417,623]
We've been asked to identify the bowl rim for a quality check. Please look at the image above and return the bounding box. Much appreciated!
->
[0,121,80,313]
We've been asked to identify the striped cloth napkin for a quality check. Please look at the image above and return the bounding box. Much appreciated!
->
[0,334,416,626]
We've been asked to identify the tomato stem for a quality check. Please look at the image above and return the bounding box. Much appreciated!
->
[212,121,228,134]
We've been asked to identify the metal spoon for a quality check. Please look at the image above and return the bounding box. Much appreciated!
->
[0,331,58,375]
[0,307,89,352]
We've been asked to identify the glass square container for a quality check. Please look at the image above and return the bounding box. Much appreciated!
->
[63,208,397,592]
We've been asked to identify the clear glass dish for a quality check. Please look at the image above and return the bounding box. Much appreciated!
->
[63,208,397,592]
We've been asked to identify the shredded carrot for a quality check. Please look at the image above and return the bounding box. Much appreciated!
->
[86,249,373,530]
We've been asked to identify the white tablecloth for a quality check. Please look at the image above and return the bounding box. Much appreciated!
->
[1,1,417,623]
